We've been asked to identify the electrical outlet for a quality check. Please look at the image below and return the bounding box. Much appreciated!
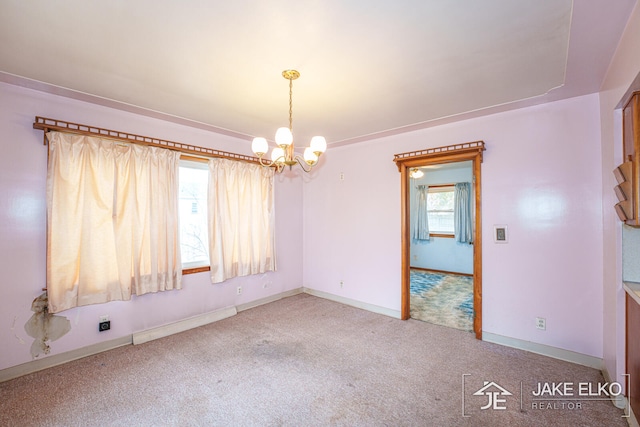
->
[536,317,546,330]
[99,315,109,323]
[237,286,242,295]
[340,280,344,288]
[99,320,111,332]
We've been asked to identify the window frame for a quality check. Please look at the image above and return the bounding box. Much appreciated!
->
[179,157,212,275]
[426,184,455,238]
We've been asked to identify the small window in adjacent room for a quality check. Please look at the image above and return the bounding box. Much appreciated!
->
[179,159,210,269]
[427,186,455,234]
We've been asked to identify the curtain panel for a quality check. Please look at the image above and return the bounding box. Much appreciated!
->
[208,158,276,283]
[454,182,473,243]
[114,144,182,296]
[46,132,182,313]
[413,185,430,241]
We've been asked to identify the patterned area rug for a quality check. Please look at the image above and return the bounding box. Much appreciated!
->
[410,269,473,332]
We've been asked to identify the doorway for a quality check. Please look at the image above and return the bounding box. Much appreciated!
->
[394,142,484,339]
[409,161,474,331]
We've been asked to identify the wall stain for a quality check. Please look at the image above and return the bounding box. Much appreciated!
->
[24,293,71,358]
[11,316,25,344]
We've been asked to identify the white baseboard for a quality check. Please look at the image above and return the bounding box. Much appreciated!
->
[482,331,603,369]
[602,368,637,426]
[5,290,610,389]
[303,287,402,319]
[134,288,307,345]
[628,406,639,427]
[0,335,132,383]
[0,289,301,382]
[133,306,237,345]
[601,367,629,410]
[237,288,303,312]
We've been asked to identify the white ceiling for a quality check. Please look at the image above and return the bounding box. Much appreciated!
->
[0,1,636,147]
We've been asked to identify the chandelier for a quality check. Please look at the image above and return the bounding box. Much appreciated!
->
[251,70,327,173]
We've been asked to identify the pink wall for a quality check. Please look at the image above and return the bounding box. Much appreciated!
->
[0,82,303,371]
[303,93,605,357]
[599,2,640,387]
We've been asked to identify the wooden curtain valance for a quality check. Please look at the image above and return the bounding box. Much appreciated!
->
[393,140,485,170]
[33,116,261,165]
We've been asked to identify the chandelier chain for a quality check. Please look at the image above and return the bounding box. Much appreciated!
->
[288,76,293,132]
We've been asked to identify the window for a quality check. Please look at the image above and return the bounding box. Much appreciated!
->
[179,160,210,269]
[45,130,276,313]
[427,186,454,234]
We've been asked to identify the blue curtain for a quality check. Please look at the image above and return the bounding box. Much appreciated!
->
[413,185,430,241]
[454,182,473,243]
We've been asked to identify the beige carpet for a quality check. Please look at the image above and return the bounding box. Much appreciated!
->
[0,294,627,426]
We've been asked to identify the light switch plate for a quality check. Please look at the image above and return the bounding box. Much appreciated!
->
[494,225,508,243]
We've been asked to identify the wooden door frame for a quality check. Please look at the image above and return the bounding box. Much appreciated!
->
[394,141,485,339]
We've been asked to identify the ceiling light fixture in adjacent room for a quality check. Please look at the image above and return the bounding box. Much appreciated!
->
[251,70,327,173]
[409,168,424,179]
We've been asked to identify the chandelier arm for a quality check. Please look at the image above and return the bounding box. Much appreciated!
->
[257,156,274,168]
[256,155,287,173]
[293,154,314,173]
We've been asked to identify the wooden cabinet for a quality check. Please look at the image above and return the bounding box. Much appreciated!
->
[614,161,634,222]
[627,292,640,418]
[615,93,640,226]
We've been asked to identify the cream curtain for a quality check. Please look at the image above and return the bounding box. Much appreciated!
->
[208,158,275,283]
[114,144,182,295]
[46,132,182,313]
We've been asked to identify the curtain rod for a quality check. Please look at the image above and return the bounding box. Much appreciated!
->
[33,116,262,165]
[414,183,458,190]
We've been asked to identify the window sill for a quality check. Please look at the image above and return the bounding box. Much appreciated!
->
[183,266,210,275]
[430,233,454,239]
